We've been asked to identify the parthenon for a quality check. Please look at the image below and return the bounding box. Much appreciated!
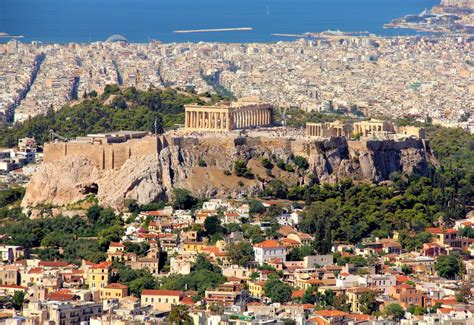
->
[184,100,273,131]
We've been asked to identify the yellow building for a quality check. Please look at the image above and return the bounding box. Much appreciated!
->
[296,277,323,290]
[248,281,266,298]
[88,261,112,290]
[141,289,182,312]
[100,283,129,300]
[182,241,207,253]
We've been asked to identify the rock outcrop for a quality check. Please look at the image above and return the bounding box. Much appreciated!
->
[22,135,435,211]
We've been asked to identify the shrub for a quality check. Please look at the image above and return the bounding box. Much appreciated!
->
[276,159,286,170]
[261,158,274,169]
[293,156,309,170]
[198,159,207,167]
[234,160,254,179]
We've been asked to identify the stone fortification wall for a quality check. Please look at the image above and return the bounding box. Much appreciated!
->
[44,136,165,170]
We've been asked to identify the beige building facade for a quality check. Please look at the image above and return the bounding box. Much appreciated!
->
[184,101,272,132]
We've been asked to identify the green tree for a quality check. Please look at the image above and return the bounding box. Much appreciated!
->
[286,245,314,261]
[204,216,223,237]
[124,242,150,257]
[292,156,309,170]
[11,291,25,310]
[384,303,405,321]
[168,304,193,324]
[435,255,463,280]
[261,158,273,169]
[98,224,124,249]
[226,242,254,266]
[264,179,288,199]
[333,293,351,312]
[173,188,198,210]
[234,160,254,179]
[249,199,265,214]
[264,279,292,303]
[359,290,378,315]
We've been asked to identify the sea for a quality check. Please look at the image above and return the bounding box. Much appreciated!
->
[0,0,440,44]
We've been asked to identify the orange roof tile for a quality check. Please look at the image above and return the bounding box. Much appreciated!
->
[316,310,349,317]
[292,290,305,298]
[254,240,285,249]
[39,261,70,268]
[28,267,43,274]
[180,296,194,305]
[105,283,128,289]
[142,289,182,296]
[91,261,112,269]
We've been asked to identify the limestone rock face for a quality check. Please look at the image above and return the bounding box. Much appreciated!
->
[22,136,435,211]
[21,156,101,208]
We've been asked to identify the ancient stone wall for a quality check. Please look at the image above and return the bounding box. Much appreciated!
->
[43,136,163,170]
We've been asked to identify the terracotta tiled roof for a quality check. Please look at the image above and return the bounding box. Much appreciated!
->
[28,267,43,274]
[47,291,76,301]
[91,261,112,269]
[143,211,169,217]
[141,289,182,296]
[254,240,285,249]
[180,296,194,305]
[425,227,457,234]
[280,238,300,245]
[316,309,349,317]
[348,314,373,321]
[291,290,305,299]
[109,242,124,247]
[105,283,128,289]
[39,261,70,268]
[278,225,297,236]
[0,284,27,290]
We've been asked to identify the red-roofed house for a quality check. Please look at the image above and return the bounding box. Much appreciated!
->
[253,240,287,265]
[425,227,469,250]
[88,261,112,290]
[308,310,349,325]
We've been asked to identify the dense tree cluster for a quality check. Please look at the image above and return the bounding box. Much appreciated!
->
[159,255,226,298]
[0,86,209,147]
[1,205,122,264]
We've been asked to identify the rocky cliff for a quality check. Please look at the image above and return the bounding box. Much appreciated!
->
[22,135,435,211]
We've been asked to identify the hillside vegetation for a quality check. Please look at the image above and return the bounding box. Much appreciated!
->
[0,85,224,147]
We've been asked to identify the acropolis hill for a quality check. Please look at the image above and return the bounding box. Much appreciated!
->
[22,103,434,211]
